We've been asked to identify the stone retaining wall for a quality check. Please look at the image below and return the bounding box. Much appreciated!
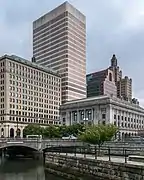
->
[45,153,144,180]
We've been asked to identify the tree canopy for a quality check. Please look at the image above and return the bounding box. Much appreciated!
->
[79,124,118,146]
[23,124,43,136]
[23,124,85,138]
[23,123,117,145]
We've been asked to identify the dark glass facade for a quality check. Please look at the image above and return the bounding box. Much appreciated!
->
[86,71,105,97]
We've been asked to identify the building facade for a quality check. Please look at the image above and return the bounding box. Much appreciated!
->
[86,69,117,98]
[109,54,132,101]
[33,1,86,104]
[120,76,132,101]
[0,55,61,137]
[86,54,133,102]
[60,95,144,139]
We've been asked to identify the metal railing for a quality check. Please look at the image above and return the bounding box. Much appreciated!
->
[44,145,144,164]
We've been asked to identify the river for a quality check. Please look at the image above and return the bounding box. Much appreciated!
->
[0,158,64,180]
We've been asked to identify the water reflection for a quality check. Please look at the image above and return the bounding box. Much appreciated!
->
[0,158,63,180]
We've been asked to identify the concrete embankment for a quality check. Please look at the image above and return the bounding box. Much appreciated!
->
[45,153,144,180]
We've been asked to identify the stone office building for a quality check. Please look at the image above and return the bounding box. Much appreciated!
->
[60,95,144,139]
[0,55,61,138]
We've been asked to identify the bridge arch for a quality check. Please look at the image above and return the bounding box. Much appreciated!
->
[0,144,39,158]
[0,144,38,151]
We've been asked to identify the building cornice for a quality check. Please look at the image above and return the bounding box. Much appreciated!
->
[0,55,61,77]
[110,100,144,114]
[60,98,110,110]
[60,96,144,114]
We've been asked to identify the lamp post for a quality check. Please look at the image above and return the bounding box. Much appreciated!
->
[16,117,20,138]
[7,124,10,138]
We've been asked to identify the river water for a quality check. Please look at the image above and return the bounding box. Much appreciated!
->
[0,158,64,180]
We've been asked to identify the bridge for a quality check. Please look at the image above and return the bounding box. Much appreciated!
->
[0,138,85,152]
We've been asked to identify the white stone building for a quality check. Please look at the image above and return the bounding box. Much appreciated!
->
[0,55,61,137]
[60,95,144,139]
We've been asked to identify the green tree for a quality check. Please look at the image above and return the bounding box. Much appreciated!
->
[58,125,69,137]
[23,123,86,139]
[79,124,118,146]
[79,126,100,144]
[23,124,44,137]
[69,124,85,136]
[43,125,60,138]
[58,124,85,137]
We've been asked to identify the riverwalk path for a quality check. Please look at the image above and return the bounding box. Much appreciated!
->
[52,152,144,166]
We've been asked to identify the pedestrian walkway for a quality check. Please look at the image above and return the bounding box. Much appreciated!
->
[55,153,144,166]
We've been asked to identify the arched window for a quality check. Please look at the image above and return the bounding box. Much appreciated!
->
[109,73,112,81]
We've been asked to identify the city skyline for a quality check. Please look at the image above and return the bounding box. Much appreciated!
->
[1,0,144,105]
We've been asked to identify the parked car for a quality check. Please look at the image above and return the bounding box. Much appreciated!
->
[62,135,77,140]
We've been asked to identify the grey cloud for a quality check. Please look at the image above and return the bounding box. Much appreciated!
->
[1,0,144,105]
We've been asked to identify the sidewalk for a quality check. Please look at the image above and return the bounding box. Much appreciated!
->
[55,153,144,166]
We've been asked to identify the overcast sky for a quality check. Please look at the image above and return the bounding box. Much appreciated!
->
[1,0,144,105]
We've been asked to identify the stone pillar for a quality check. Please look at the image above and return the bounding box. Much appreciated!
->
[66,111,70,126]
[129,112,132,130]
[97,105,101,124]
[84,109,86,118]
[93,107,98,125]
[69,112,71,126]
[84,109,87,125]
[109,105,114,124]
[71,112,73,125]
[33,151,43,160]
[82,109,85,123]
[119,110,122,128]
[105,106,109,124]
[77,110,80,124]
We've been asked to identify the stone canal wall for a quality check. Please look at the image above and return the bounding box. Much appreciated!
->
[45,153,144,180]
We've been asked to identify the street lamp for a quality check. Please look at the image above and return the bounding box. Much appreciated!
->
[7,124,10,138]
[16,117,19,138]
